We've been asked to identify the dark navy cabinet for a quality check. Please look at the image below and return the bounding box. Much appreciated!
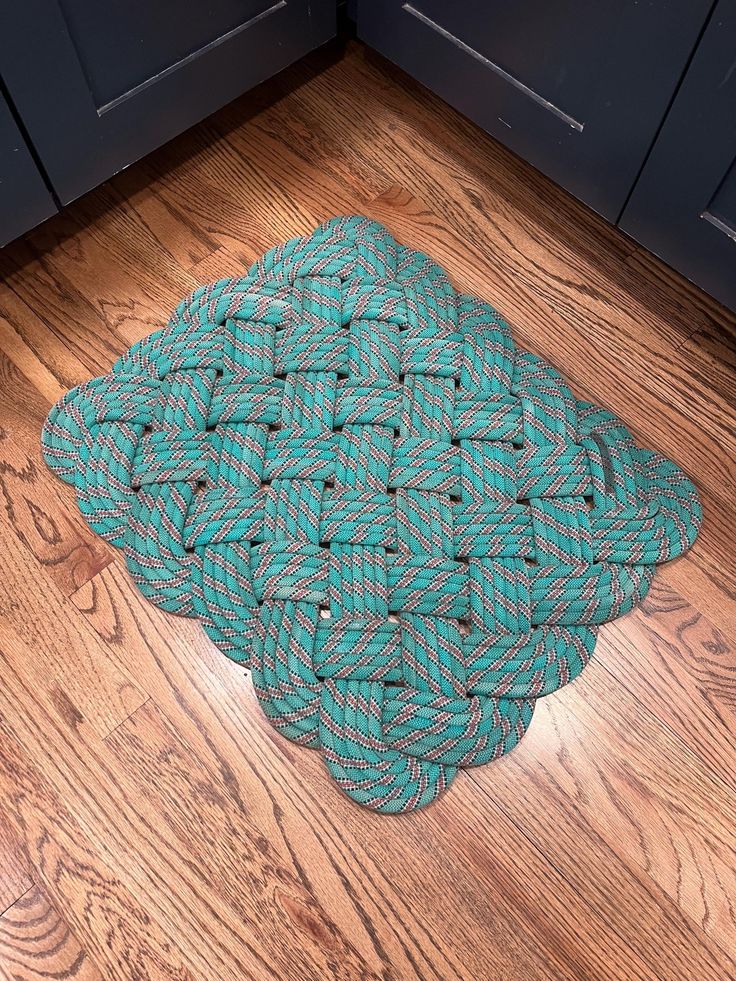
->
[620,1,736,312]
[0,0,335,209]
[0,92,57,246]
[357,0,713,223]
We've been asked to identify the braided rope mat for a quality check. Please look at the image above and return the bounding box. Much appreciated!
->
[42,216,701,813]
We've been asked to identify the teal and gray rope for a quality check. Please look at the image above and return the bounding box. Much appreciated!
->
[42,215,701,813]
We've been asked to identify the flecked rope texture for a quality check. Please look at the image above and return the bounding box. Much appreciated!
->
[42,216,701,813]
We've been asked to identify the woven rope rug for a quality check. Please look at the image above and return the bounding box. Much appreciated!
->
[42,216,701,813]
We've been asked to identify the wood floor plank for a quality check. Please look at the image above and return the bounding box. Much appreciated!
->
[0,283,92,401]
[109,170,221,273]
[211,57,391,206]
[132,166,275,267]
[625,246,736,341]
[0,626,333,981]
[0,814,31,916]
[130,121,327,259]
[187,243,262,287]
[677,323,736,412]
[0,714,192,980]
[1,222,182,357]
[38,188,203,340]
[0,884,104,981]
[470,655,736,968]
[599,580,736,791]
[0,242,128,379]
[0,498,144,738]
[659,557,736,642]
[0,352,113,597]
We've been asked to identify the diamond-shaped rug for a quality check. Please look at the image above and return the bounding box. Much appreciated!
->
[42,216,701,813]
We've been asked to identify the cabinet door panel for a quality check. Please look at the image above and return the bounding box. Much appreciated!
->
[357,0,712,221]
[620,2,736,311]
[0,93,57,246]
[0,0,336,205]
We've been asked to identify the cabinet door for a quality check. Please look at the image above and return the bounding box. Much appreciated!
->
[0,93,57,245]
[0,0,335,205]
[620,2,736,311]
[357,0,712,221]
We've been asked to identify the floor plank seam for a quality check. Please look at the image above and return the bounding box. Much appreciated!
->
[0,884,34,921]
[101,695,153,743]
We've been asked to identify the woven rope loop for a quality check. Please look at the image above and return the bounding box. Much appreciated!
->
[42,215,701,813]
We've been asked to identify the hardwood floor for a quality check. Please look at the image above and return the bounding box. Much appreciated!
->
[0,38,735,980]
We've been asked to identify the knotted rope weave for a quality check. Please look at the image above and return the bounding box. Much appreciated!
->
[42,216,701,813]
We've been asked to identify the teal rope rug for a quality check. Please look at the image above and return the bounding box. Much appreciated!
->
[42,216,701,813]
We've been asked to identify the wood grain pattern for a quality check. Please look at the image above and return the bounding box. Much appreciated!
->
[0,699,192,980]
[0,813,31,915]
[0,37,734,980]
[601,581,736,789]
[0,350,112,597]
[0,884,103,981]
